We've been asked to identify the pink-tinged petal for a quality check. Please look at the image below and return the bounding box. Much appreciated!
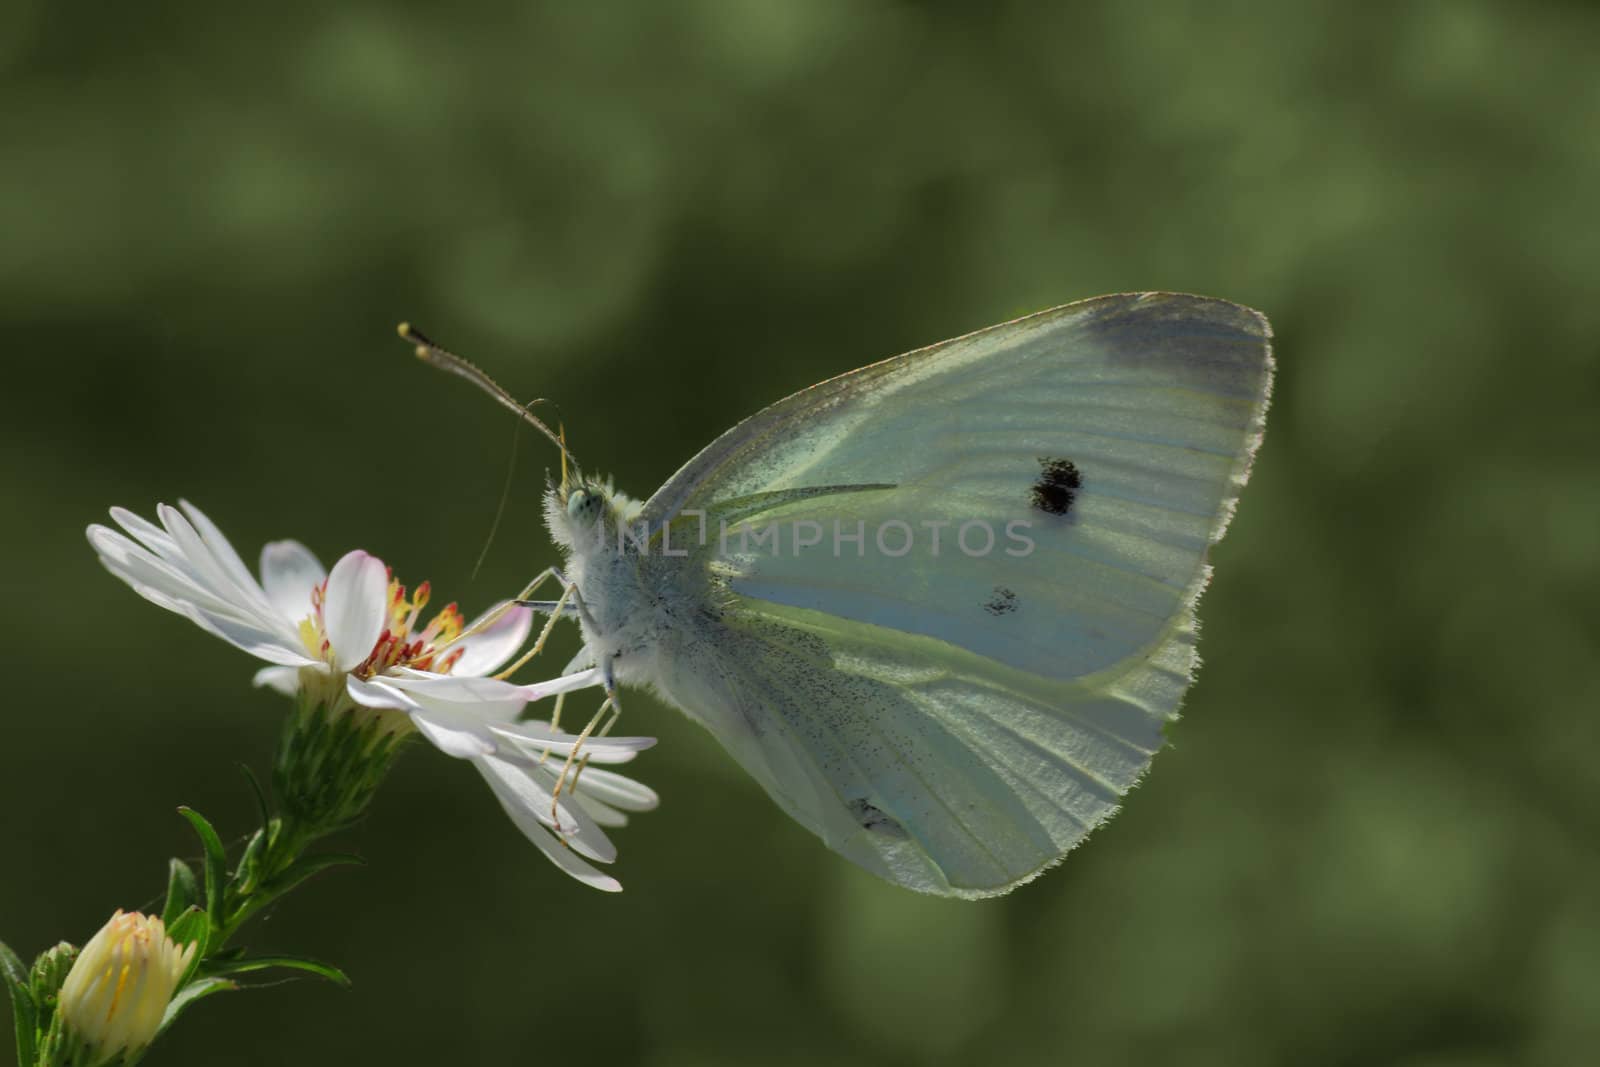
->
[252,666,302,696]
[260,540,326,624]
[346,676,418,712]
[322,550,389,672]
[449,603,534,677]
[473,757,622,891]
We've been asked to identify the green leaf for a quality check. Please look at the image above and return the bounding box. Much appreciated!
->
[162,858,200,928]
[259,852,365,897]
[165,907,210,989]
[177,806,227,925]
[0,938,28,992]
[233,828,267,896]
[239,763,272,828]
[1,938,39,1067]
[204,954,351,988]
[156,976,237,1038]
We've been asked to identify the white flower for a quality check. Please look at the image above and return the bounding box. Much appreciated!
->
[88,501,658,891]
[57,910,195,1064]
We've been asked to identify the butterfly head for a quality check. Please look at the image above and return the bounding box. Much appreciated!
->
[545,474,642,550]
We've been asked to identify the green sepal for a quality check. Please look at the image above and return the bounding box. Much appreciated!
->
[273,700,403,832]
[156,976,237,1039]
[203,954,351,988]
[1,937,38,1067]
[162,858,200,928]
[177,806,227,926]
[165,907,211,990]
[28,941,76,1010]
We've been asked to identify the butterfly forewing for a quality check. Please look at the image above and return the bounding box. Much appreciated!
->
[640,293,1271,895]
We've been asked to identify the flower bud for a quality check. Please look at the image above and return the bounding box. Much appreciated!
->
[56,911,195,1064]
[30,941,78,1007]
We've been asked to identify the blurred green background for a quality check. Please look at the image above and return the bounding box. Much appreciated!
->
[4,2,1598,1064]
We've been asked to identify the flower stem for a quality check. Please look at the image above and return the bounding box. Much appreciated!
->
[206,692,405,955]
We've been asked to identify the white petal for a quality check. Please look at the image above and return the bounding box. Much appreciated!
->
[478,755,582,837]
[114,505,281,638]
[156,504,278,625]
[489,721,656,764]
[449,603,534,677]
[108,506,183,560]
[94,535,317,667]
[518,667,604,703]
[252,666,302,696]
[380,670,547,761]
[573,793,630,828]
[179,602,320,666]
[346,676,419,713]
[322,550,389,672]
[383,670,532,704]
[260,540,326,624]
[410,704,524,758]
[93,526,265,626]
[410,712,494,758]
[102,563,202,618]
[179,500,274,609]
[571,766,660,812]
[477,756,617,864]
[473,759,622,892]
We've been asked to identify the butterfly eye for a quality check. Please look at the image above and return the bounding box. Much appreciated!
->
[566,489,594,520]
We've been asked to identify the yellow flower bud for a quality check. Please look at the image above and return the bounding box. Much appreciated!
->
[57,911,195,1063]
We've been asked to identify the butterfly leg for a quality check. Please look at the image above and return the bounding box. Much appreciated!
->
[492,570,580,681]
[547,641,622,830]
[430,566,566,662]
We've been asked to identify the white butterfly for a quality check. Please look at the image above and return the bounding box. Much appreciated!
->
[408,291,1272,898]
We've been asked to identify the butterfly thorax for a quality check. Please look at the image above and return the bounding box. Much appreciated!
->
[543,480,705,688]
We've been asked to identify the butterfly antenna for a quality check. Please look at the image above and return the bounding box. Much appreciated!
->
[397,322,576,467]
[559,423,571,494]
[470,416,520,581]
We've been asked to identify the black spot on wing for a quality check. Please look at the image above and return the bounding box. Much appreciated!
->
[847,798,909,839]
[1031,457,1082,516]
[983,587,1018,616]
